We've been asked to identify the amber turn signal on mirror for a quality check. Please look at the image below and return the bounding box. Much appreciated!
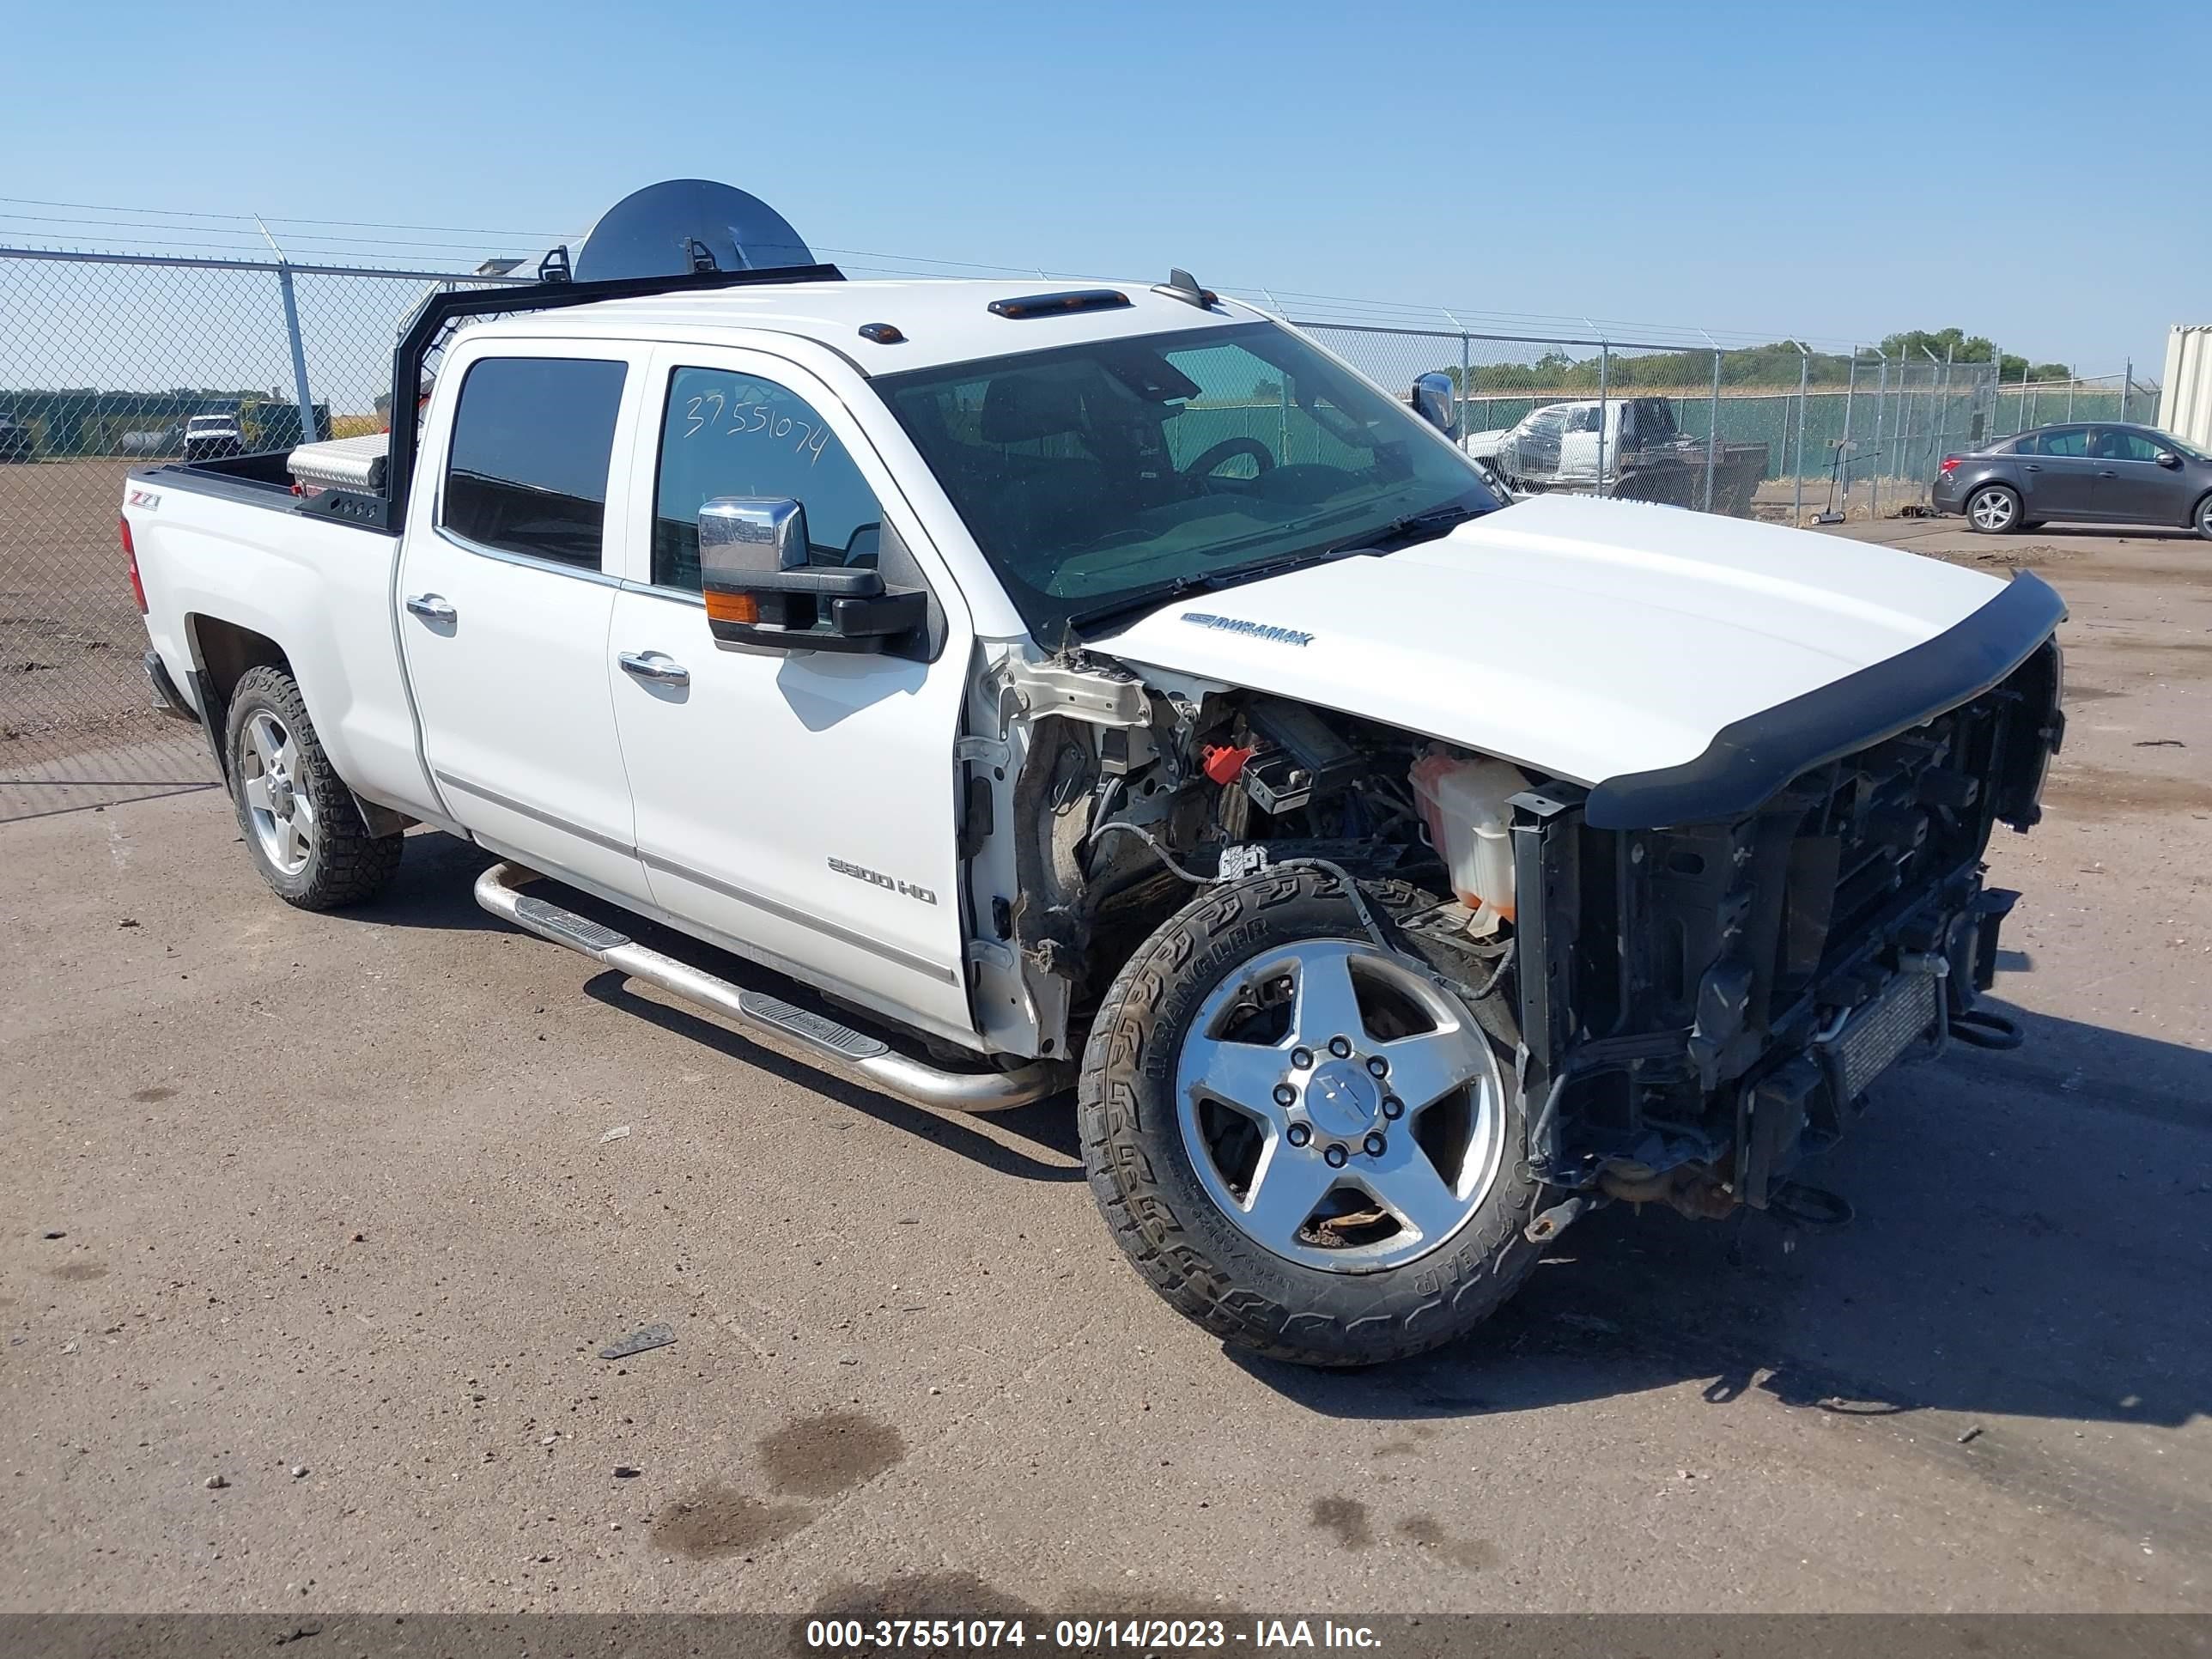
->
[704,590,760,625]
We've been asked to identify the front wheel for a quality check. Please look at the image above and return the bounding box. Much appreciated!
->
[1966,483,2021,533]
[1079,868,1543,1367]
[224,665,404,910]
[2194,493,2212,542]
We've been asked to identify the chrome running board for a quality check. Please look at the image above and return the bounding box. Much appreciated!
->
[474,861,1068,1114]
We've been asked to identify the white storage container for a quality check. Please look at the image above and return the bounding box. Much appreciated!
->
[1410,751,1528,935]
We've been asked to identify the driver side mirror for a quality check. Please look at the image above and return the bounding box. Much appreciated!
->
[698,496,926,654]
[1411,372,1458,440]
[2157,450,2182,470]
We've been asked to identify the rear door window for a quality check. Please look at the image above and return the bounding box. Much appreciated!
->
[443,356,629,570]
[2035,428,2090,458]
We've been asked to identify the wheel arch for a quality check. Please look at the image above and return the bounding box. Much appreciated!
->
[186,613,291,708]
[185,617,405,838]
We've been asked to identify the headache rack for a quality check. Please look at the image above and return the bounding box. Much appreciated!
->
[289,259,844,535]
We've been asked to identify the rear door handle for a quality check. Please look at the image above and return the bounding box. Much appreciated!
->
[618,650,690,687]
[404,592,456,623]
[2096,469,2118,477]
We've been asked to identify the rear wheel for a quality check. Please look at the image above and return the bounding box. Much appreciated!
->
[1079,868,1542,1367]
[224,665,403,910]
[1966,484,2021,533]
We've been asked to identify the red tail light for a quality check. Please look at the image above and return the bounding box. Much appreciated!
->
[121,515,148,614]
[1939,456,1961,474]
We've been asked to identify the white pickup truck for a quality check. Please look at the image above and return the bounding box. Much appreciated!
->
[125,255,2064,1366]
[1466,395,1770,514]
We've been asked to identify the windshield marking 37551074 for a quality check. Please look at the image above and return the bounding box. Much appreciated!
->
[876,320,1499,643]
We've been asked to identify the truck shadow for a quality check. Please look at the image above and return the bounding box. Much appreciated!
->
[362,838,2209,1436]
[343,829,514,933]
[354,834,1085,1178]
[580,970,1083,1183]
[1236,1001,2212,1435]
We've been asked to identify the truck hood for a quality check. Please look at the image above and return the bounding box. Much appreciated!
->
[1091,491,2023,793]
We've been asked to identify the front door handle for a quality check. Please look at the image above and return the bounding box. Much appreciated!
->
[405,592,457,623]
[2022,464,2042,472]
[2096,469,2118,477]
[618,650,690,688]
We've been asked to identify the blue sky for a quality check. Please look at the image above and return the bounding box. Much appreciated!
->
[2,0,2202,373]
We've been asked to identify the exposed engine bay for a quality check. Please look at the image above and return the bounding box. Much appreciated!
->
[962,634,2062,1228]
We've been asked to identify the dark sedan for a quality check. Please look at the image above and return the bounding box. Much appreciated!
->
[1932,422,2212,538]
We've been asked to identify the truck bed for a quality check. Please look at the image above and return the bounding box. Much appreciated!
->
[125,452,426,819]
[132,448,392,529]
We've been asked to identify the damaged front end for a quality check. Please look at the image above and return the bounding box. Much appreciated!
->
[962,566,2064,1243]
[1511,578,2065,1222]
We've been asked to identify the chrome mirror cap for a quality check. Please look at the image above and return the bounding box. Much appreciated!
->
[699,495,809,580]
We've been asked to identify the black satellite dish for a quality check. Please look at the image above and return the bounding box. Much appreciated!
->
[573,179,816,282]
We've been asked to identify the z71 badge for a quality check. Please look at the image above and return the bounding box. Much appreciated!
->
[126,488,162,511]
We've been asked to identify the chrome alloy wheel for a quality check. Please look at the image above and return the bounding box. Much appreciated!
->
[239,708,315,876]
[1968,486,2017,532]
[1174,939,1508,1273]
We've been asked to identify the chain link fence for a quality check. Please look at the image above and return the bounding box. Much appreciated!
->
[0,250,523,817]
[1291,322,2045,524]
[0,245,2162,815]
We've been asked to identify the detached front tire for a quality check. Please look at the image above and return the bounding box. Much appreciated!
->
[1079,868,1543,1367]
[224,665,403,910]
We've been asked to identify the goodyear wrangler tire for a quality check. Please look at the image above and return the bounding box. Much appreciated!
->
[1078,867,1544,1367]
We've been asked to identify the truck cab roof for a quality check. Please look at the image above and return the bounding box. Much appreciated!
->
[453,276,1262,374]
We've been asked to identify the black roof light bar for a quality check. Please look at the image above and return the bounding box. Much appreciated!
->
[987,289,1132,320]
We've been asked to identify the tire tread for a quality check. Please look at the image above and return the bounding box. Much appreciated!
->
[1077,867,1543,1367]
[226,665,404,911]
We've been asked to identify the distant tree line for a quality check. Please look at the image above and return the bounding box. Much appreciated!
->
[1403,327,2076,396]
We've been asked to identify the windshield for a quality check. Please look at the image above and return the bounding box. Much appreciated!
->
[877,320,1501,641]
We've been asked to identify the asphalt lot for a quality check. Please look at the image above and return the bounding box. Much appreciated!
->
[2,517,2207,1615]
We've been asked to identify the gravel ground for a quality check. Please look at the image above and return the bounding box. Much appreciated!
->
[1,518,2206,1615]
